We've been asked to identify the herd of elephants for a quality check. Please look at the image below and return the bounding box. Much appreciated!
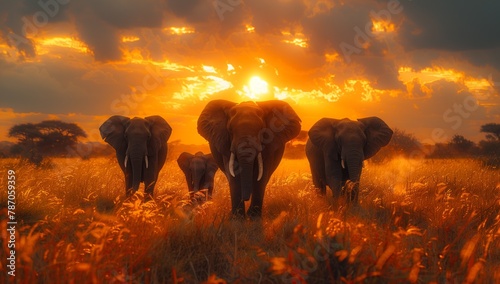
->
[99,99,393,218]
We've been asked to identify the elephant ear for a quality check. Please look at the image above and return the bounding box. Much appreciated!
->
[308,118,340,160]
[204,153,219,174]
[145,115,172,147]
[177,152,193,174]
[99,115,130,151]
[197,100,236,152]
[257,100,302,143]
[358,117,393,160]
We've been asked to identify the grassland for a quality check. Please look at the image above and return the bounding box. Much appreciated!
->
[1,156,499,283]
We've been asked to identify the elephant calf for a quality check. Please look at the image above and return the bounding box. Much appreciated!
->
[177,151,219,199]
[99,115,172,199]
[306,117,393,203]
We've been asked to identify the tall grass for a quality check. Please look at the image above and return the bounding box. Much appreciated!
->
[1,157,499,283]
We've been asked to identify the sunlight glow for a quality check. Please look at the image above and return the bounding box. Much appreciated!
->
[325,52,340,63]
[122,36,140,43]
[202,65,217,73]
[371,20,396,34]
[284,37,308,48]
[345,80,382,102]
[399,66,497,99]
[282,31,308,48]
[165,27,195,35]
[172,75,233,101]
[125,50,194,72]
[398,67,463,84]
[241,76,269,99]
[246,25,255,33]
[39,37,89,53]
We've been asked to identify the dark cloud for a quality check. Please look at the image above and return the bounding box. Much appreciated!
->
[0,0,70,58]
[246,0,307,34]
[0,56,137,115]
[88,0,164,29]
[73,13,122,61]
[400,0,500,51]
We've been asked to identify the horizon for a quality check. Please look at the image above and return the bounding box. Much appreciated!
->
[1,1,499,145]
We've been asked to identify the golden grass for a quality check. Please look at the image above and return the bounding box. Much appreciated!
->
[0,157,499,283]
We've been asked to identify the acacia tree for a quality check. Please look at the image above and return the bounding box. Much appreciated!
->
[479,123,500,159]
[449,134,476,155]
[8,120,87,164]
[480,123,500,141]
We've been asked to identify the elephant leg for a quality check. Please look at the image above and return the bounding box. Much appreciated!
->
[311,160,326,195]
[330,180,343,199]
[247,180,267,219]
[306,142,327,195]
[349,183,360,204]
[144,159,158,200]
[327,173,343,199]
[205,181,214,200]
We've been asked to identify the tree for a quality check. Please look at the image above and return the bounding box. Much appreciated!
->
[479,123,500,165]
[480,123,500,141]
[372,128,424,162]
[8,120,87,164]
[448,134,476,156]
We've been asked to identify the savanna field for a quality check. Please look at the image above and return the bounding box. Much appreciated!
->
[1,156,499,283]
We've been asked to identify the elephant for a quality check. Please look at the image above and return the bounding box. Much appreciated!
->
[197,100,301,217]
[305,117,393,203]
[99,115,172,198]
[177,151,219,199]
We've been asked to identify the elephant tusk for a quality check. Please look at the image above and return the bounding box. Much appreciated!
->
[124,155,128,168]
[229,152,236,177]
[257,152,263,181]
[145,155,149,169]
[341,159,345,169]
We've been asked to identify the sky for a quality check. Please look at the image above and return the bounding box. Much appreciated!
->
[0,0,499,145]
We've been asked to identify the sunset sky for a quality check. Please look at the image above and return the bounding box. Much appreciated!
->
[1,0,499,145]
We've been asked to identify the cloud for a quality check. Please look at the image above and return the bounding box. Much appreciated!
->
[0,0,499,145]
[247,0,307,34]
[399,0,500,51]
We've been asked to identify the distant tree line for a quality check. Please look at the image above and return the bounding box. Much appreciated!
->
[429,123,500,161]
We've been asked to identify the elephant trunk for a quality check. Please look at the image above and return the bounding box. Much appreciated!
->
[127,139,148,194]
[232,149,262,202]
[130,156,143,193]
[239,161,254,201]
[344,154,363,203]
[192,169,203,192]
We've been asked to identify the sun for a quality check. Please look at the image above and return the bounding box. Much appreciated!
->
[242,76,269,99]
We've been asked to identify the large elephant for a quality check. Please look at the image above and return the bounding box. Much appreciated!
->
[306,117,393,203]
[99,115,172,198]
[177,151,219,199]
[197,100,301,217]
